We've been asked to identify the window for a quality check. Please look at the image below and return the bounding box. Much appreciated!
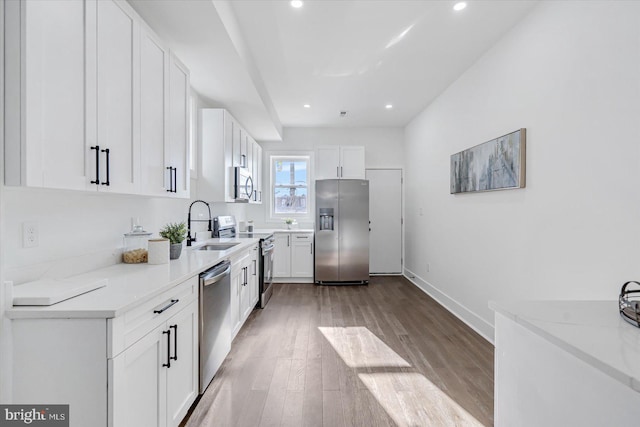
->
[271,156,310,217]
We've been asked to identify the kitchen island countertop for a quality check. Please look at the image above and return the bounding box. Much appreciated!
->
[491,299,640,393]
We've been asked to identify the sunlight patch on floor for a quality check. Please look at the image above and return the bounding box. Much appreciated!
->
[318,326,411,368]
[319,326,484,427]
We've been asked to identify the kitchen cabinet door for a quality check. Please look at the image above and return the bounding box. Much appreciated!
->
[339,146,366,179]
[231,121,242,167]
[94,0,138,194]
[8,0,89,190]
[110,323,167,427]
[166,301,198,427]
[273,233,292,278]
[291,233,314,277]
[139,24,169,196]
[315,146,341,180]
[315,146,365,180]
[199,109,236,202]
[250,244,260,307]
[230,261,243,336]
[167,55,190,199]
[255,144,263,203]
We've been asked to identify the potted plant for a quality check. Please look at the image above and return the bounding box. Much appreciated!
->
[284,218,294,229]
[159,222,187,260]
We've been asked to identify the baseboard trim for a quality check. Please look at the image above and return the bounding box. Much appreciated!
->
[403,268,495,345]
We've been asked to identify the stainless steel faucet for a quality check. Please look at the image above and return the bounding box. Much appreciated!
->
[187,200,212,246]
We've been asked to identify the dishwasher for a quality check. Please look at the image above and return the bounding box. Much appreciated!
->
[199,260,231,394]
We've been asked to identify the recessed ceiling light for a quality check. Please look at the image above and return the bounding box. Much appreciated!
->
[303,104,311,108]
[385,104,393,109]
[291,0,303,8]
[453,2,467,11]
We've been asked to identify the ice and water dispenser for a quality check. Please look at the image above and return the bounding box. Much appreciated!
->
[319,208,334,231]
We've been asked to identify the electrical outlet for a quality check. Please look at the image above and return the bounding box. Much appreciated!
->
[22,221,39,248]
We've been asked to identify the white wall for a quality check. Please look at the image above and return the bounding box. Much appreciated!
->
[247,126,404,227]
[404,1,640,341]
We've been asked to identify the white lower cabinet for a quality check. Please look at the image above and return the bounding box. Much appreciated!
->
[230,244,259,339]
[11,276,199,427]
[274,232,314,282]
[110,299,198,427]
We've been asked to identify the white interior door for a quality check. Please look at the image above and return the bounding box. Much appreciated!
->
[366,169,402,274]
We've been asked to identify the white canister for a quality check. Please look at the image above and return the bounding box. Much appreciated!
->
[148,238,170,265]
[238,221,247,232]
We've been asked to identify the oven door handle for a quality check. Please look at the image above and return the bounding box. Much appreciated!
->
[262,245,275,253]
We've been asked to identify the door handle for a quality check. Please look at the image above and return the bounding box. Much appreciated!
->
[162,329,171,368]
[90,146,100,185]
[173,167,177,193]
[101,148,110,186]
[170,324,178,361]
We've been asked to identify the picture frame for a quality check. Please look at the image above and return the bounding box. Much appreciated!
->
[450,128,526,194]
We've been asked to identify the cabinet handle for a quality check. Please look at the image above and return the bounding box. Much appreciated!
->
[341,166,343,177]
[310,243,313,255]
[170,324,178,361]
[241,154,246,168]
[162,330,171,368]
[90,146,100,185]
[101,148,110,186]
[154,299,179,314]
[244,266,248,286]
[253,259,257,276]
[336,166,339,178]
[173,167,178,193]
[287,235,290,247]
[166,167,173,192]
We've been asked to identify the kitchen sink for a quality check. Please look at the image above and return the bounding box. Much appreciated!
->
[197,243,240,251]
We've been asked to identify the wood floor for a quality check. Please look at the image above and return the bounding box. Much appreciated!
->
[182,276,494,427]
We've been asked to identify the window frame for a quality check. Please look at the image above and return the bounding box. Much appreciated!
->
[268,153,313,222]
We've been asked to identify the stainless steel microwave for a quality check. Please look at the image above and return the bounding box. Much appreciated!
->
[234,166,254,202]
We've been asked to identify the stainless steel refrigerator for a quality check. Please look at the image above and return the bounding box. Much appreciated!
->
[315,179,369,284]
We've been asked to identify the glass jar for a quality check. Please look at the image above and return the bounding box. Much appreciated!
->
[123,225,152,264]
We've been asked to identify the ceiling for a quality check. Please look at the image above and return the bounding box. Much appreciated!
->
[130,0,538,141]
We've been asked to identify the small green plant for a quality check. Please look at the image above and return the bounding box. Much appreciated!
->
[284,218,294,225]
[159,222,187,244]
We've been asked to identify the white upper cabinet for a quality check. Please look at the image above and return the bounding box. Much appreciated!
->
[315,146,365,180]
[199,109,235,203]
[4,0,191,198]
[167,55,191,198]
[6,0,89,190]
[93,0,138,193]
[199,109,262,204]
[139,24,169,196]
[339,146,366,179]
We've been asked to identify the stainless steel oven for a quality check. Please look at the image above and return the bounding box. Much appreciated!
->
[259,234,275,308]
[214,216,275,309]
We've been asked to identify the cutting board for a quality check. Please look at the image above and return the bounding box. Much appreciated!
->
[13,278,108,306]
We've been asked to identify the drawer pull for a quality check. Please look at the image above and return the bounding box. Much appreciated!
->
[154,299,179,314]
[162,329,171,368]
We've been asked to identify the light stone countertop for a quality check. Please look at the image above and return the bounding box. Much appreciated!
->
[490,300,640,393]
[7,237,260,320]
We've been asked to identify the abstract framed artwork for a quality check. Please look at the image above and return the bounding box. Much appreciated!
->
[450,128,526,194]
